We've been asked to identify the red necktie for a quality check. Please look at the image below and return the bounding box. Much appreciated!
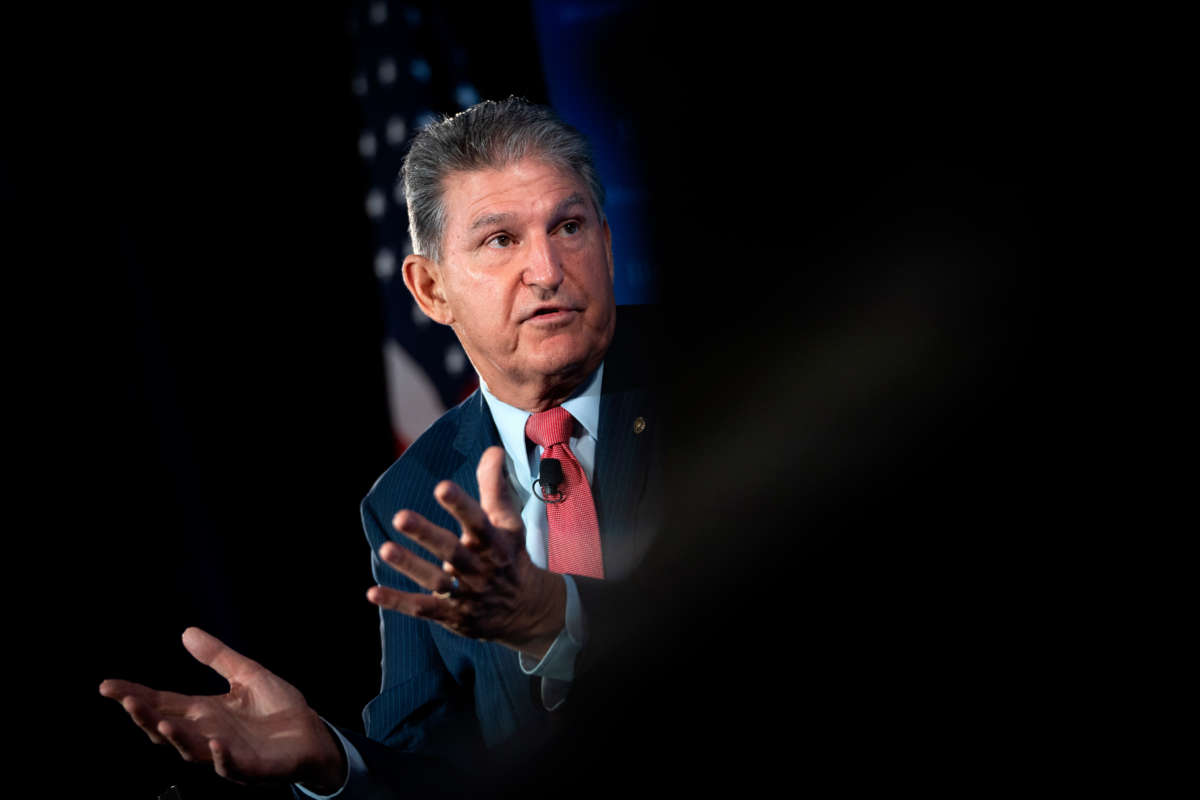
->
[525,407,605,579]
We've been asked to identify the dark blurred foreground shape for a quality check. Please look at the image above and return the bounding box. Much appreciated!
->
[496,16,1055,796]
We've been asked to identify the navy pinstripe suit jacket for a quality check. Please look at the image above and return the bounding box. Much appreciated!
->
[340,305,663,795]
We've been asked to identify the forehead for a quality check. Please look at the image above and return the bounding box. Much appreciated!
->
[440,158,590,230]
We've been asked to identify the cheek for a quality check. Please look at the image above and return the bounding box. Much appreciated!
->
[456,279,518,339]
[587,262,615,303]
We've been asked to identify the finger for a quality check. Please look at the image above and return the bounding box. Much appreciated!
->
[391,509,461,561]
[367,585,457,623]
[434,480,494,549]
[210,739,248,785]
[437,560,489,596]
[100,680,168,745]
[100,678,160,702]
[115,694,168,745]
[377,541,458,594]
[392,510,484,574]
[158,718,213,764]
[101,680,196,746]
[181,627,262,683]
[99,679,201,717]
[477,446,524,533]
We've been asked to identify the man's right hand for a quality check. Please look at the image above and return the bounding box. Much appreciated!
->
[99,627,346,793]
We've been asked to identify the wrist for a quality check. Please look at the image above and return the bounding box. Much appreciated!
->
[510,568,567,659]
[296,715,347,794]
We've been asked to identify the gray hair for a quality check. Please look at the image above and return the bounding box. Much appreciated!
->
[400,97,606,264]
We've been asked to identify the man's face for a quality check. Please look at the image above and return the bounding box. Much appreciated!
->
[431,157,616,408]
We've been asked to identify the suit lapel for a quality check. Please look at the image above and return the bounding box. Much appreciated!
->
[450,391,501,503]
[592,308,660,580]
[594,383,657,579]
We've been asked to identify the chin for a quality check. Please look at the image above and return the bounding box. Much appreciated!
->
[529,342,599,381]
[523,316,612,379]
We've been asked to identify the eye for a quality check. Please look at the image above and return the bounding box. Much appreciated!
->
[559,220,581,236]
[487,233,514,249]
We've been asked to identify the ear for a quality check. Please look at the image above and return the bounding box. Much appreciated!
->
[402,254,454,325]
[602,218,614,282]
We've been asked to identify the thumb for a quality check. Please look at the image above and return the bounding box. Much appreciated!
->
[182,627,260,682]
[477,446,523,533]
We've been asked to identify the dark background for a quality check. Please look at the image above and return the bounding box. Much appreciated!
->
[11,2,1063,796]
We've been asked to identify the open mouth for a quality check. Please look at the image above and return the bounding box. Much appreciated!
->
[526,306,574,321]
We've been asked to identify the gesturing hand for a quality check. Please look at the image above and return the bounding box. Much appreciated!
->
[367,446,567,660]
[99,627,345,792]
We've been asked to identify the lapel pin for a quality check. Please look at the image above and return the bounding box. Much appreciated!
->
[633,416,646,435]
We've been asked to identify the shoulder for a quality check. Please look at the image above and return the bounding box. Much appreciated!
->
[362,390,485,513]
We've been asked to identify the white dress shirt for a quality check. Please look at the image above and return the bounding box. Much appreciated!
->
[478,363,601,695]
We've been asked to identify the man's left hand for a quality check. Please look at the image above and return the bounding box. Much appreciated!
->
[367,446,566,660]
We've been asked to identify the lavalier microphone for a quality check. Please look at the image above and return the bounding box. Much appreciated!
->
[533,458,566,504]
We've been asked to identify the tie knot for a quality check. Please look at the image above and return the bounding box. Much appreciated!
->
[525,406,574,448]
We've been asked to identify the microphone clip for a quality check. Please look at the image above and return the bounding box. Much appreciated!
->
[534,457,566,504]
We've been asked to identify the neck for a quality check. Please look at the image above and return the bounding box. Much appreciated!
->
[489,375,585,413]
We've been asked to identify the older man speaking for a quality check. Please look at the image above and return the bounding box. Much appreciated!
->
[100,98,662,797]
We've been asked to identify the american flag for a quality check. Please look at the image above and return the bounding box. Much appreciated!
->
[347,2,486,453]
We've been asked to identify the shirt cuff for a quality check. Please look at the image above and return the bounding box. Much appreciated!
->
[518,574,586,682]
[293,720,365,799]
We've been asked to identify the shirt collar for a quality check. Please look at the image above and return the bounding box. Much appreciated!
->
[480,363,604,480]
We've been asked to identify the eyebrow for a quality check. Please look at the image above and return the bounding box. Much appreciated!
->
[468,194,588,233]
[552,194,588,218]
[469,211,512,233]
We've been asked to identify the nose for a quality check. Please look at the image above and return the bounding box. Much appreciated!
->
[522,233,564,292]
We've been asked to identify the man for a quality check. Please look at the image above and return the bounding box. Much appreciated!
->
[99,98,661,797]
